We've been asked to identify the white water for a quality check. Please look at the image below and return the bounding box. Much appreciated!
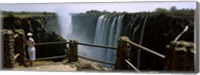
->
[56,8,92,61]
[56,11,125,68]
[93,15,124,67]
[56,9,72,40]
[106,15,124,62]
[137,16,148,69]
[90,15,106,59]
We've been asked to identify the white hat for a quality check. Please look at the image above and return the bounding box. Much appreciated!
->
[27,32,33,36]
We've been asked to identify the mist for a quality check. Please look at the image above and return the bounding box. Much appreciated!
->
[56,7,72,40]
[55,6,93,58]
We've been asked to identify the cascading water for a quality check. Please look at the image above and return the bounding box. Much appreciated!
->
[93,14,124,68]
[56,11,149,69]
[91,15,107,59]
[137,16,148,69]
[56,9,72,40]
[106,15,124,62]
[124,16,149,69]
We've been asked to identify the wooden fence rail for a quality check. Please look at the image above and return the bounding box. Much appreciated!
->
[125,59,141,72]
[78,42,117,50]
[34,41,117,50]
[35,41,68,45]
[24,36,164,71]
[124,37,165,58]
[14,53,20,60]
[26,55,66,61]
[32,41,117,64]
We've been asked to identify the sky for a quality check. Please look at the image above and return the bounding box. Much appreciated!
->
[0,1,196,13]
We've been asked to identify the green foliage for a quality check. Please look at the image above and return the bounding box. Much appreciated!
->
[7,12,15,17]
[43,12,47,15]
[170,6,177,11]
[2,11,56,18]
[155,8,169,13]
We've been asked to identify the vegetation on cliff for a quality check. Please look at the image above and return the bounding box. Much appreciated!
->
[2,11,66,59]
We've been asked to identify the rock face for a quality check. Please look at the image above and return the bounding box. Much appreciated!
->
[165,41,195,71]
[71,10,194,70]
[2,30,15,69]
[2,12,67,60]
[122,12,194,70]
[14,29,26,66]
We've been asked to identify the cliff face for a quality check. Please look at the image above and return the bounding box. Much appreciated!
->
[71,10,194,70]
[2,12,66,58]
[122,12,194,70]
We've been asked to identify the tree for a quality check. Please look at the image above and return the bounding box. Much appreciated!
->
[155,8,168,13]
[170,6,177,11]
[7,12,15,17]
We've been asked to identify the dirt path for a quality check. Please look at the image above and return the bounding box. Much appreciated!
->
[13,58,112,72]
[13,61,77,71]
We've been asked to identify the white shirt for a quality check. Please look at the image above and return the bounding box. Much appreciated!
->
[27,37,35,47]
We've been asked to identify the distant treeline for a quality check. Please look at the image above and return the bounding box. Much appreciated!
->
[1,11,56,18]
[81,6,194,15]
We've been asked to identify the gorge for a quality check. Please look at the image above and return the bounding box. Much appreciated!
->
[70,9,194,70]
[2,8,194,70]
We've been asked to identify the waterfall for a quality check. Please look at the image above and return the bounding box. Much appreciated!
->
[92,15,107,59]
[137,16,148,69]
[106,15,124,62]
[70,13,124,66]
[124,15,149,69]
[93,14,124,68]
[56,9,72,40]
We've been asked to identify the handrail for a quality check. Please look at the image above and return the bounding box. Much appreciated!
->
[78,42,117,50]
[123,37,165,58]
[125,59,141,72]
[78,55,115,65]
[34,41,117,50]
[21,36,166,70]
[35,41,68,45]
[32,41,117,64]
[26,55,66,61]
[14,53,20,60]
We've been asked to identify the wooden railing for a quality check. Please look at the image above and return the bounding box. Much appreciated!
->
[124,37,165,58]
[34,55,66,61]
[19,36,166,72]
[26,40,117,64]
[78,42,117,50]
[35,41,68,45]
[115,36,165,72]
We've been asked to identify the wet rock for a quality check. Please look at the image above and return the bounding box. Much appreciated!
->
[14,29,26,66]
[2,13,66,60]
[2,30,15,69]
[122,12,194,70]
[164,41,195,71]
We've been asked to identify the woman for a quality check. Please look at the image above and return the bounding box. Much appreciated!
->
[27,32,36,67]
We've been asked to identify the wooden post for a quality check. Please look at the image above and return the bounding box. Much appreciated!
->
[115,36,129,70]
[164,41,195,71]
[69,40,78,62]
